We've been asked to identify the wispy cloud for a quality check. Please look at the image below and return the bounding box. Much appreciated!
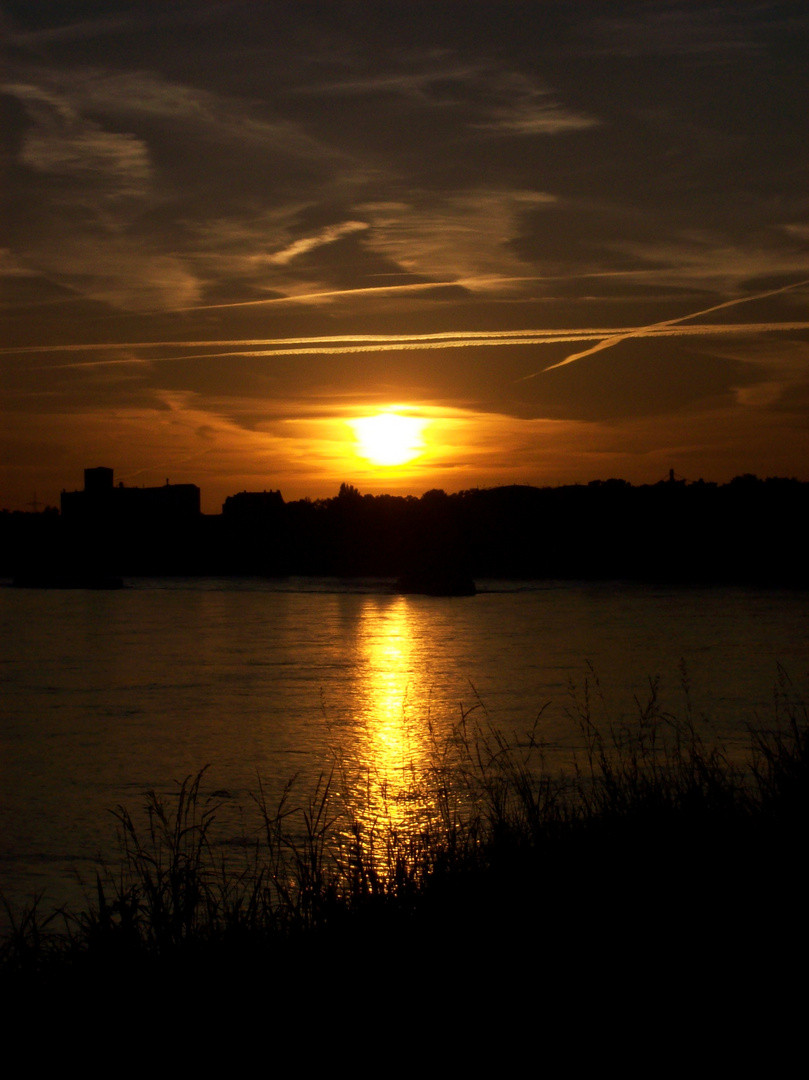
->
[0,81,192,308]
[52,69,334,157]
[5,82,152,204]
[296,62,595,135]
[612,237,809,289]
[471,73,597,136]
[268,221,369,265]
[291,64,480,100]
[358,189,555,280]
[38,242,200,312]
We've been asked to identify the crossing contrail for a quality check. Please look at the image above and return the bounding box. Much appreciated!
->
[523,277,809,378]
[2,318,808,369]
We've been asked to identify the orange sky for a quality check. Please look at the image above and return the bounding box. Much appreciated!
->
[2,2,808,512]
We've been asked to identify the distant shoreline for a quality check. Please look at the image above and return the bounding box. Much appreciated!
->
[3,474,808,587]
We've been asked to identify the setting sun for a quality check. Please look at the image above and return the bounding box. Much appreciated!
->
[349,412,427,467]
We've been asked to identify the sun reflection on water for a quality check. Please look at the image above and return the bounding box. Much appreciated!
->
[336,596,441,850]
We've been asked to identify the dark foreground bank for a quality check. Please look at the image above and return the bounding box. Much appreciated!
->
[2,674,807,1033]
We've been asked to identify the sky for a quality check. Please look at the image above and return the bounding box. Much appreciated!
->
[2,0,808,513]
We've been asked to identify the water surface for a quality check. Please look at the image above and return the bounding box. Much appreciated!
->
[2,577,807,921]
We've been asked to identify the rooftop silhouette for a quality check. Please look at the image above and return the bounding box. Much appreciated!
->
[3,469,807,587]
[61,467,200,523]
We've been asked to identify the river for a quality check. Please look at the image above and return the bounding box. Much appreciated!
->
[1,576,807,923]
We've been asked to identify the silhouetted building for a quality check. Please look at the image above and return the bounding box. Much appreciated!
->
[61,467,200,523]
[222,489,284,521]
[14,469,803,585]
[219,489,286,575]
[84,466,114,494]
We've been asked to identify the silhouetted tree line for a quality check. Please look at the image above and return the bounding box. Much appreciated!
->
[2,475,807,585]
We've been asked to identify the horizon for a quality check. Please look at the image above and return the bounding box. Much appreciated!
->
[2,2,808,514]
[6,464,804,519]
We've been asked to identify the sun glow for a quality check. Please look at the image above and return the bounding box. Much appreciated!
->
[349,411,427,467]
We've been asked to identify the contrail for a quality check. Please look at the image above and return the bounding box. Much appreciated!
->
[165,279,463,312]
[4,322,809,362]
[156,271,615,313]
[0,329,624,356]
[103,322,809,363]
[525,277,809,378]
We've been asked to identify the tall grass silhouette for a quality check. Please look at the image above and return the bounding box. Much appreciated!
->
[2,667,807,986]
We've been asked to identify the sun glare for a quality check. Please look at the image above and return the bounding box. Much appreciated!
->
[350,411,427,467]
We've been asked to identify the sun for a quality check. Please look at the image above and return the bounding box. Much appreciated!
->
[349,411,427,467]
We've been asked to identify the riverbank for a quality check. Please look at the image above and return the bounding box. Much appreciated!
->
[3,671,806,1010]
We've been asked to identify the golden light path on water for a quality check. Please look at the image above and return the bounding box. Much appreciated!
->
[336,597,446,852]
